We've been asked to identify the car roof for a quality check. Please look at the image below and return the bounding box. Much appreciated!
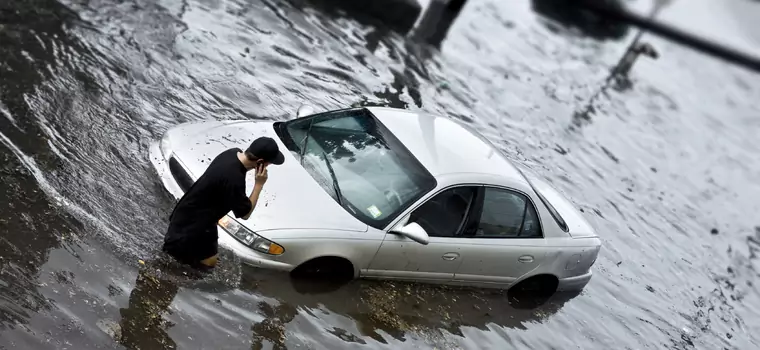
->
[366,107,529,186]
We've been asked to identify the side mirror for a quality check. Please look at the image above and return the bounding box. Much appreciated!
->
[296,105,315,118]
[390,222,430,245]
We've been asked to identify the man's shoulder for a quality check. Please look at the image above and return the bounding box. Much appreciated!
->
[221,147,242,156]
[206,148,245,175]
[210,148,242,163]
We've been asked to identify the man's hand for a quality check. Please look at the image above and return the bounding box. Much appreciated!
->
[255,164,268,186]
[243,164,269,220]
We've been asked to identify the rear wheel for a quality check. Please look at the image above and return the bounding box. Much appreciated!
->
[507,275,559,309]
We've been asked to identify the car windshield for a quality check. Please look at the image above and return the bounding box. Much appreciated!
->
[276,108,436,229]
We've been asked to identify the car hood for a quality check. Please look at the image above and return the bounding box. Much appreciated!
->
[164,120,368,233]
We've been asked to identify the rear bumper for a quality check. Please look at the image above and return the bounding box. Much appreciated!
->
[149,141,295,272]
[557,270,593,292]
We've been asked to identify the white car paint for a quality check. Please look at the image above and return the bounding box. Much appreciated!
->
[149,106,602,292]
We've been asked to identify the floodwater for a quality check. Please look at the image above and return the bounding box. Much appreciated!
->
[1,0,759,349]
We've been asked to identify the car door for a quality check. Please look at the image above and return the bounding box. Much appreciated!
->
[452,186,547,286]
[365,186,478,283]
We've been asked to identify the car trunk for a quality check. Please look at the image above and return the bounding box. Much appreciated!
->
[163,120,368,234]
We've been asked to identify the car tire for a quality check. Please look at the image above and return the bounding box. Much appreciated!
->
[291,257,355,283]
[507,275,559,309]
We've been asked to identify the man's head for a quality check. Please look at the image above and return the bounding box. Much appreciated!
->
[244,137,285,168]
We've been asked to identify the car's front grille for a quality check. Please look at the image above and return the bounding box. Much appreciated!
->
[168,157,194,192]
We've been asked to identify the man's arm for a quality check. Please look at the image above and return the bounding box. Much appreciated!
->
[241,183,263,220]
[241,164,268,220]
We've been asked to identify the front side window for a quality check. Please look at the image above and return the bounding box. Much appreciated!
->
[276,108,436,229]
[409,187,476,238]
[474,187,542,238]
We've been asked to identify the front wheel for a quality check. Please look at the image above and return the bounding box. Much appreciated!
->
[290,257,355,282]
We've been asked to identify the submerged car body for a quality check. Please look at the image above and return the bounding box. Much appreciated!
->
[149,106,601,293]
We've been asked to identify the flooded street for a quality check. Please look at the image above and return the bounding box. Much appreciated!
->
[1,0,760,348]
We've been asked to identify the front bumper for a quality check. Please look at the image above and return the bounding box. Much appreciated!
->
[216,226,295,271]
[149,141,295,272]
[557,270,593,292]
[149,141,185,200]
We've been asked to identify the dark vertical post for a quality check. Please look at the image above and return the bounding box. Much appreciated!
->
[572,0,674,129]
[607,1,670,82]
[411,0,468,48]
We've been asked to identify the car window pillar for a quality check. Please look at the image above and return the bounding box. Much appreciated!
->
[460,186,484,237]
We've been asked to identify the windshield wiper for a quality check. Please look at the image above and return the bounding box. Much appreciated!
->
[298,119,315,165]
[321,151,343,206]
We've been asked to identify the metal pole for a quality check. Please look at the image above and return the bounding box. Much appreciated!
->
[607,1,670,81]
[411,0,468,47]
[573,1,675,128]
[577,0,760,73]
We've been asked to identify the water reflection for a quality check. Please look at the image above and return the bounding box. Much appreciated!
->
[0,0,91,330]
[117,262,180,349]
[238,267,580,347]
[116,254,239,350]
[113,255,580,349]
[0,0,184,260]
[0,0,89,152]
[531,0,630,40]
[0,147,72,329]
[366,37,428,109]
[293,0,421,34]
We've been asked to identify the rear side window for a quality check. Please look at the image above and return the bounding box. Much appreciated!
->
[515,165,570,233]
[474,188,542,238]
[535,190,569,232]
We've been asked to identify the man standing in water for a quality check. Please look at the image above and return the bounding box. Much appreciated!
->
[162,137,285,270]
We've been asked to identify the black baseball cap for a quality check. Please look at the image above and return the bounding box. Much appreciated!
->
[246,137,285,165]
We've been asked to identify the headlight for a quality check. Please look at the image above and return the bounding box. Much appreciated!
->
[218,215,255,244]
[218,215,284,255]
[160,135,172,158]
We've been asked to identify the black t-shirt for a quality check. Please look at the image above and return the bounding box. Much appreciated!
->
[164,148,253,245]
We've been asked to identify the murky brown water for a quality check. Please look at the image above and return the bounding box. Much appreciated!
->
[1,0,760,349]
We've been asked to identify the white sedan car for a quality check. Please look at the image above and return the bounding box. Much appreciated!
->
[149,106,601,295]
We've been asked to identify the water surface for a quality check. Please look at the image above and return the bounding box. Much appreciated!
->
[1,0,759,349]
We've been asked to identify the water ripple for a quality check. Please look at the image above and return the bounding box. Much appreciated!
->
[1,0,760,349]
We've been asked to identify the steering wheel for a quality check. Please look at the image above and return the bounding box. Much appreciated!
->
[384,188,403,207]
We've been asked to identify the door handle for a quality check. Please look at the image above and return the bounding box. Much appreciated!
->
[442,252,460,261]
[518,255,534,263]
